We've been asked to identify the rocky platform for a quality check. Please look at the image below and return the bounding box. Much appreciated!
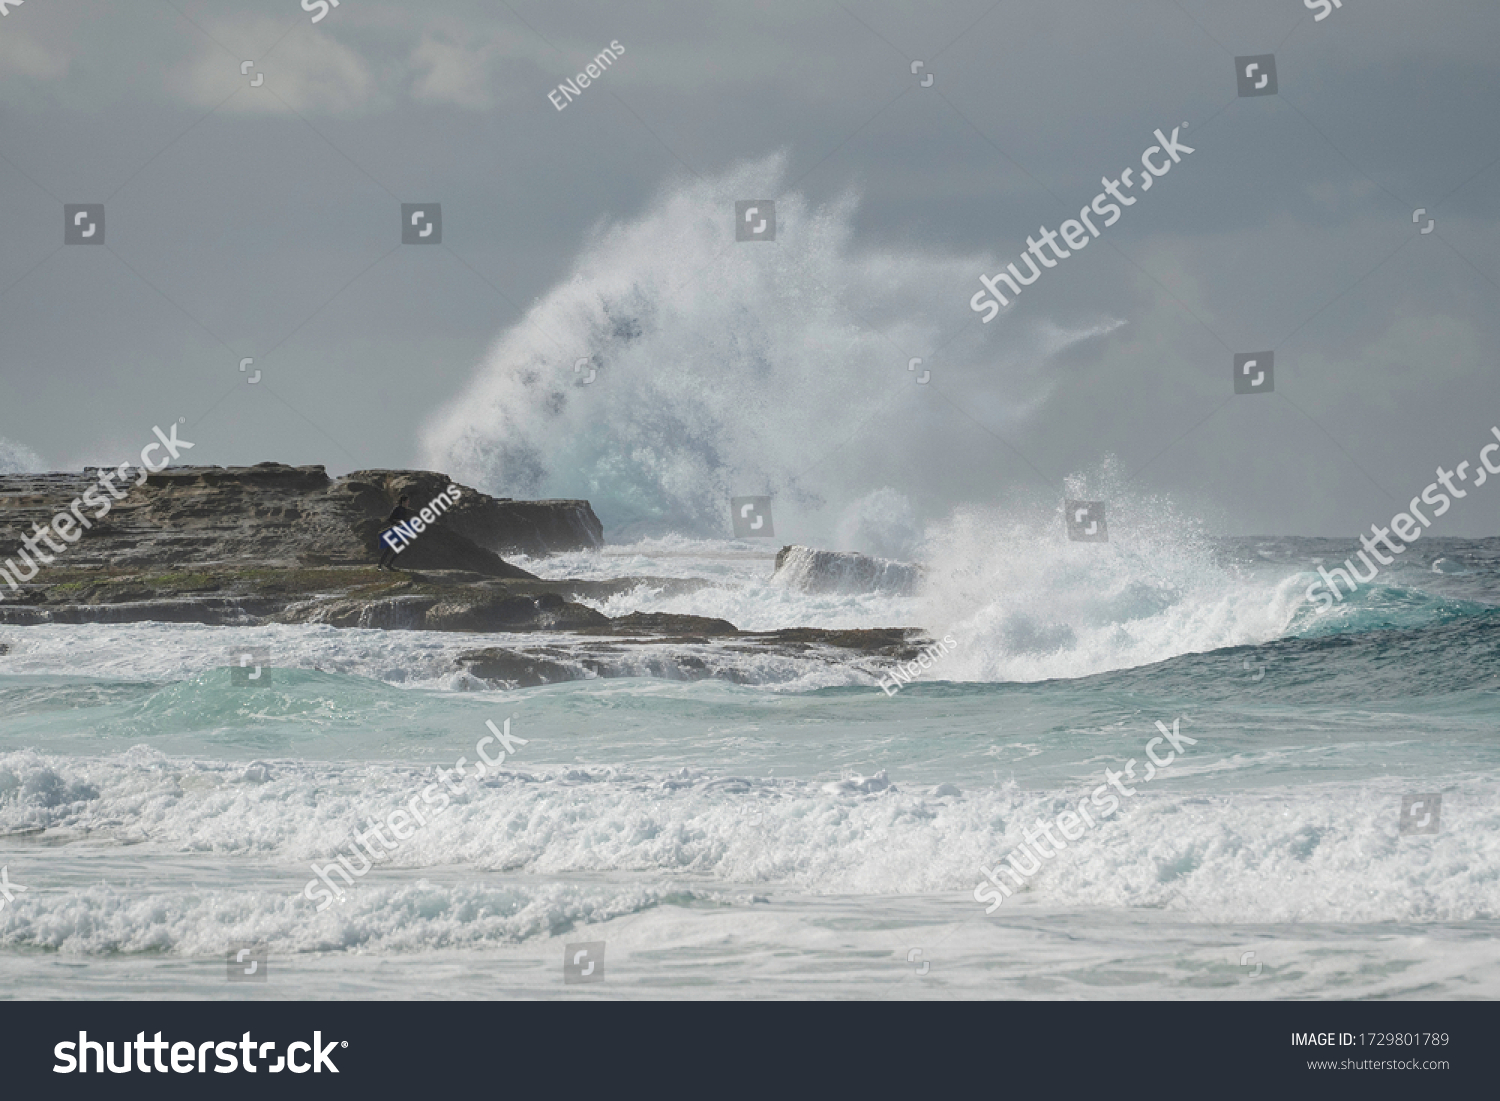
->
[455,621,931,688]
[0,465,937,685]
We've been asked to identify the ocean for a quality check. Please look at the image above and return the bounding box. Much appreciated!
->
[1,531,1496,999]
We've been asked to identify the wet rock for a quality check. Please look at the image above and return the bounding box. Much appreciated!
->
[456,649,583,688]
[423,594,609,633]
[588,611,740,637]
[772,545,920,596]
[454,626,940,689]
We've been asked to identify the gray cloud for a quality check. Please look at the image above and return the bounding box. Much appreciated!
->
[0,0,1496,537]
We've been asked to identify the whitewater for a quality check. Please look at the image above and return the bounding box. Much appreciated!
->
[1,530,1498,999]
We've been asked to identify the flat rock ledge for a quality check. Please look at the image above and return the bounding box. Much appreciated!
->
[456,624,933,688]
[0,463,609,627]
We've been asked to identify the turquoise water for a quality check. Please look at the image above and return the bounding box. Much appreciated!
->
[0,536,1497,998]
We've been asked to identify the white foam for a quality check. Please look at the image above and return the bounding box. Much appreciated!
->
[917,486,1307,683]
[0,748,1493,931]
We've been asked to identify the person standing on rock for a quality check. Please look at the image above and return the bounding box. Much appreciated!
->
[377,494,418,570]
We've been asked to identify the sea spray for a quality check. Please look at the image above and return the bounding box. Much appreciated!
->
[419,153,1117,543]
[916,457,1301,682]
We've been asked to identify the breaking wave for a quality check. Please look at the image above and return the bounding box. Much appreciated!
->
[420,153,1119,543]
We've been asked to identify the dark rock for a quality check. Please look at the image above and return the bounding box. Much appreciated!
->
[745,627,928,658]
[422,594,609,633]
[0,464,600,578]
[457,648,583,688]
[0,464,617,627]
[0,468,943,672]
[273,585,610,634]
[589,611,740,637]
[342,470,602,556]
[455,625,940,689]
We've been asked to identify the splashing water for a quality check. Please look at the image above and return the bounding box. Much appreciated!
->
[412,155,1288,679]
[917,458,1308,682]
[420,153,1117,542]
[0,436,44,474]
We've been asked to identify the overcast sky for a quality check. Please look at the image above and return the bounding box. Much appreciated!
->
[1,0,1497,539]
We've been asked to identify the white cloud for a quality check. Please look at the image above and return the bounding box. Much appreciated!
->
[169,18,377,116]
[410,35,501,111]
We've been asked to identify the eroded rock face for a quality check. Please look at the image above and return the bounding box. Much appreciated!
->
[0,463,600,578]
[339,470,603,558]
[0,463,617,628]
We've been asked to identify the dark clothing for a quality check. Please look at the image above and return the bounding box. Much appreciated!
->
[377,504,419,568]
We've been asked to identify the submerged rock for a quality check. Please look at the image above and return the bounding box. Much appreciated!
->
[456,648,583,688]
[455,625,938,689]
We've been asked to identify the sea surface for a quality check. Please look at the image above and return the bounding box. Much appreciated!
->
[0,534,1497,999]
